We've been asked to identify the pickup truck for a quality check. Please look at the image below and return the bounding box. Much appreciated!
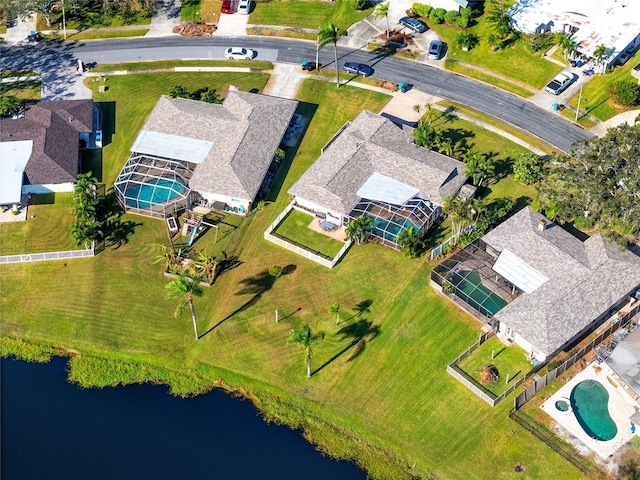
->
[545,73,573,95]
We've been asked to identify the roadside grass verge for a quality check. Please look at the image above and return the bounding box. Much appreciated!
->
[429,14,562,89]
[445,60,535,98]
[91,59,274,73]
[561,108,597,129]
[272,208,344,259]
[36,9,151,31]
[456,337,531,397]
[249,0,371,31]
[0,70,39,78]
[66,29,149,40]
[567,50,640,121]
[0,73,582,479]
[248,27,316,41]
[437,100,557,155]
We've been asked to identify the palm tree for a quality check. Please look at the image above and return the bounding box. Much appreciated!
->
[593,44,609,65]
[441,195,468,237]
[318,22,345,87]
[414,123,443,150]
[287,325,325,378]
[464,152,496,187]
[345,215,373,244]
[397,226,420,258]
[329,302,340,325]
[555,32,576,59]
[0,95,21,117]
[197,250,218,280]
[166,273,204,341]
[74,172,98,203]
[373,2,390,38]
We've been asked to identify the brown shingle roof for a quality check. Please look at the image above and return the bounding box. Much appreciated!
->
[136,92,297,202]
[288,111,467,215]
[488,207,640,356]
[0,100,93,185]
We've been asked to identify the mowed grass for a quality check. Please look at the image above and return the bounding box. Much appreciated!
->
[429,13,562,89]
[0,80,42,102]
[67,29,149,40]
[182,0,221,23]
[91,60,273,72]
[457,337,532,397]
[567,49,640,121]
[0,75,583,479]
[249,0,372,31]
[272,208,344,258]
[445,61,535,98]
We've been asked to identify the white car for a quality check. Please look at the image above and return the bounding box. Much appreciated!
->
[544,73,573,95]
[237,0,251,14]
[224,47,255,60]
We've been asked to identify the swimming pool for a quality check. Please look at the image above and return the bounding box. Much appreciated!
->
[371,218,418,242]
[570,380,617,441]
[125,178,185,209]
[450,270,508,316]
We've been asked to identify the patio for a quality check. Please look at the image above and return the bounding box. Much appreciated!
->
[541,361,639,459]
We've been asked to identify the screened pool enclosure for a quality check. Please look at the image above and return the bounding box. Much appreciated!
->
[348,197,440,249]
[114,154,194,218]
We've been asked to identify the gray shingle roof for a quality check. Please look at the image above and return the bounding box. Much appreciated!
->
[0,100,93,185]
[137,92,297,202]
[488,207,640,356]
[288,111,467,215]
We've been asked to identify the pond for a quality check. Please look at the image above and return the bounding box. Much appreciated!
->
[1,357,366,480]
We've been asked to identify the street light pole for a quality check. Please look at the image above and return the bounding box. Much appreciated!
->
[61,0,67,40]
[575,85,583,122]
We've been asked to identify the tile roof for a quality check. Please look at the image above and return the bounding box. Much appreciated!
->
[487,207,640,356]
[0,100,93,185]
[288,111,467,215]
[136,92,297,202]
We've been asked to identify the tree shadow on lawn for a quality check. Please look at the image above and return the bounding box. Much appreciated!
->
[421,221,449,251]
[312,319,381,376]
[342,299,373,322]
[96,190,142,250]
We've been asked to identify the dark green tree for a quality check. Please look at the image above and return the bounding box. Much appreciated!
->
[397,226,420,258]
[287,325,325,378]
[345,215,373,244]
[166,273,205,341]
[318,22,345,87]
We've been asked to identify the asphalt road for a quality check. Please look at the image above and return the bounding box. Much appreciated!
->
[1,36,592,152]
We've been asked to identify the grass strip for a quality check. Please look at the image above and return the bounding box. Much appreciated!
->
[66,29,149,40]
[445,60,535,98]
[91,59,273,73]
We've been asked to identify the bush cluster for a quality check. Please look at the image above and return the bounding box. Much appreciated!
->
[610,79,640,107]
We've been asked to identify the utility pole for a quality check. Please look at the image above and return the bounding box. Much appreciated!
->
[62,0,67,40]
[575,85,583,122]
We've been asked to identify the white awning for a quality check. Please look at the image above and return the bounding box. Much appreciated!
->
[0,140,32,205]
[493,248,549,294]
[131,131,213,164]
[356,172,419,205]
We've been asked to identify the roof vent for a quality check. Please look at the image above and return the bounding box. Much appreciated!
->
[538,220,547,231]
[68,117,73,122]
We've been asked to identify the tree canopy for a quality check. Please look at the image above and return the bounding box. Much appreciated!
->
[536,124,640,241]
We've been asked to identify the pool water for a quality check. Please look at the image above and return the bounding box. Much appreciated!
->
[450,270,508,316]
[570,380,617,441]
[125,178,185,209]
[371,218,418,242]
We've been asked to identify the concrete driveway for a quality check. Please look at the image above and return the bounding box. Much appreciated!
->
[528,65,595,113]
[215,11,249,36]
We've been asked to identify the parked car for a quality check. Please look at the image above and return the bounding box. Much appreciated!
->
[224,47,255,60]
[237,0,251,14]
[221,0,234,14]
[544,73,573,95]
[399,16,427,33]
[427,40,444,60]
[343,62,374,77]
[302,61,321,71]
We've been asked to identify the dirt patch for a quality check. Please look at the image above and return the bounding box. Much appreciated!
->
[172,22,216,36]
[374,30,414,46]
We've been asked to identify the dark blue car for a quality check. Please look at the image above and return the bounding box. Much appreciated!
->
[343,62,374,77]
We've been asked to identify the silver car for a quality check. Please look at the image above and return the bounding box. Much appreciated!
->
[428,40,444,60]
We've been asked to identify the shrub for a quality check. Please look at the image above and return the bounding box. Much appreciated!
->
[525,32,555,53]
[411,3,432,17]
[351,0,370,10]
[573,214,595,230]
[456,14,470,28]
[456,31,479,50]
[429,7,446,24]
[610,79,640,107]
[269,265,283,278]
[169,84,190,98]
[0,95,21,117]
[443,10,459,25]
[513,152,546,185]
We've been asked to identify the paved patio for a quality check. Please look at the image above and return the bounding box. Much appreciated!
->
[307,217,346,242]
[541,361,639,460]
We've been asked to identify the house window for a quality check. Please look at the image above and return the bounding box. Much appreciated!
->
[505,326,515,339]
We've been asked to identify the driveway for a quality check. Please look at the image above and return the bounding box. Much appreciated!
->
[146,0,182,37]
[215,11,249,36]
[528,65,594,112]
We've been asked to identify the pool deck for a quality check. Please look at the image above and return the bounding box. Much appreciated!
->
[541,361,639,459]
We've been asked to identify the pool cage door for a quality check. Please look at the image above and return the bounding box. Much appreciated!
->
[114,153,194,218]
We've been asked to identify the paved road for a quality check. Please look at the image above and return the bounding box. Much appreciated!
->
[0,36,592,152]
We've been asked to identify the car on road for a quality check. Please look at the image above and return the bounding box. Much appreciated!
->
[343,62,374,77]
[545,73,573,95]
[224,47,255,60]
[221,0,234,14]
[237,0,251,14]
[399,16,427,33]
[427,40,444,60]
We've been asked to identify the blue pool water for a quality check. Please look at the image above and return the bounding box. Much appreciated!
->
[125,177,185,208]
[570,380,617,441]
[371,218,418,242]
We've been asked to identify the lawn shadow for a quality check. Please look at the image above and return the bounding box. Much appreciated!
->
[104,218,142,249]
[96,101,115,146]
[343,299,373,322]
[200,269,276,337]
[28,192,55,205]
[440,127,475,146]
[81,148,103,182]
[421,221,449,251]
[312,319,380,375]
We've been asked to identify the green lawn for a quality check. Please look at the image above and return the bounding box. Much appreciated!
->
[567,49,640,121]
[249,0,372,31]
[445,61,536,98]
[66,29,149,40]
[457,337,532,397]
[0,79,42,103]
[91,60,273,73]
[272,208,344,259]
[429,14,562,89]
[0,74,584,479]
